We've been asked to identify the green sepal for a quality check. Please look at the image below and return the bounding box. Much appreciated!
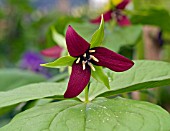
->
[40,56,76,68]
[90,14,104,48]
[91,66,110,89]
[51,27,66,49]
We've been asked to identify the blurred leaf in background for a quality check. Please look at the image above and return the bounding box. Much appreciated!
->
[133,0,170,11]
[131,8,170,32]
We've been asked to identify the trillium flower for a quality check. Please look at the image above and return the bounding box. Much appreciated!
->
[63,25,133,98]
[41,45,63,58]
[41,17,134,98]
[90,0,131,26]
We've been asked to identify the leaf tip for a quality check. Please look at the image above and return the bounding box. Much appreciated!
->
[100,14,104,26]
[106,84,111,90]
[40,64,46,67]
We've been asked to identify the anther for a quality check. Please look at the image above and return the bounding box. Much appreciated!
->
[82,61,86,70]
[88,62,95,71]
[89,50,96,53]
[76,57,80,64]
[83,53,86,58]
[90,55,99,62]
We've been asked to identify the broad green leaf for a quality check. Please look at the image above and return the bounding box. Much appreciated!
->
[1,97,170,131]
[69,22,98,42]
[51,27,66,49]
[0,69,46,91]
[80,60,170,100]
[91,66,110,89]
[131,8,170,32]
[41,56,75,68]
[104,25,142,52]
[22,99,53,111]
[90,15,104,48]
[0,82,67,108]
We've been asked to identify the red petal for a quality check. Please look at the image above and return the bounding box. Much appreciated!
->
[40,46,63,58]
[92,47,134,72]
[116,0,130,9]
[117,15,131,26]
[64,62,91,98]
[66,25,90,57]
[90,10,113,24]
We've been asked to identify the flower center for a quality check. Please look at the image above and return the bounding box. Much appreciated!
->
[76,49,99,71]
[111,10,123,21]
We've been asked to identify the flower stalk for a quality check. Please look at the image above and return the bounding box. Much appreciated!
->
[85,85,89,103]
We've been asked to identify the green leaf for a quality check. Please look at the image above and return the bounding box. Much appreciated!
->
[90,15,104,48]
[131,8,170,32]
[80,60,170,100]
[0,69,46,91]
[51,27,66,49]
[1,97,170,131]
[104,25,142,52]
[0,82,67,108]
[91,66,110,89]
[41,56,75,68]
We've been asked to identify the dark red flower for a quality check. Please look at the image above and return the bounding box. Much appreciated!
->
[64,25,134,98]
[90,0,131,26]
[41,45,63,58]
[113,10,131,26]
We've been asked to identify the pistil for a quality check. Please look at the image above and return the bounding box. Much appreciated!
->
[76,49,99,71]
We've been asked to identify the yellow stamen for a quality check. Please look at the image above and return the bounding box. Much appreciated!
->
[82,61,86,70]
[83,53,86,58]
[89,50,96,53]
[76,57,80,64]
[90,55,99,62]
[88,62,95,71]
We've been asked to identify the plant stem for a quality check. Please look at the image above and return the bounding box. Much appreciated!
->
[85,85,89,103]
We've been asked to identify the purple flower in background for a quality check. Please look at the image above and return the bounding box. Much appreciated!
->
[20,51,50,77]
